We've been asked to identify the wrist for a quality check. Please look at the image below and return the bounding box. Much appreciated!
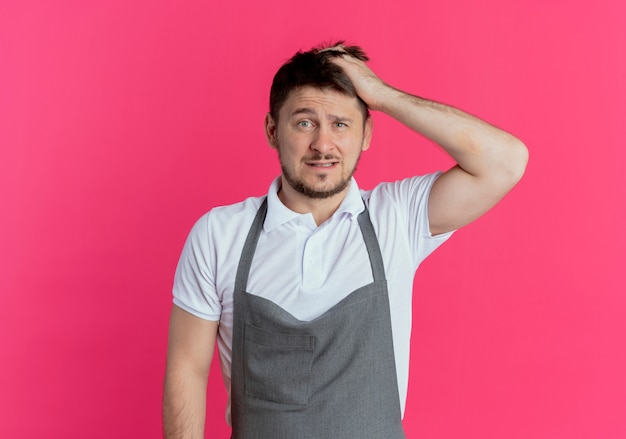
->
[371,85,404,113]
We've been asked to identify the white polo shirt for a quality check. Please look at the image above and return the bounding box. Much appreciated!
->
[173,173,453,421]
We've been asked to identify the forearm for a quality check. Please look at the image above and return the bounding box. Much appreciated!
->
[163,307,217,439]
[376,86,527,181]
[163,367,208,439]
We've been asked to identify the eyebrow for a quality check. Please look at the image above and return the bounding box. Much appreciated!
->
[290,108,354,123]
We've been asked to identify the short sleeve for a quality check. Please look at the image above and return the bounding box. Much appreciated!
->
[172,213,222,321]
[370,172,454,269]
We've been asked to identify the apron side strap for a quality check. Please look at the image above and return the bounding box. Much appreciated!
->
[234,197,268,292]
[357,202,387,282]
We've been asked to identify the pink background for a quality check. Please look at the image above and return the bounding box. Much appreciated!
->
[2,1,625,438]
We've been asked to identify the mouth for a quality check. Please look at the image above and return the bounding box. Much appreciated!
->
[305,157,340,169]
[307,162,337,168]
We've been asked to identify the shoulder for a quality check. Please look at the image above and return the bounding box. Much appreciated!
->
[361,172,443,208]
[179,196,266,260]
[360,172,452,267]
[192,195,266,238]
[174,194,265,292]
[360,172,451,245]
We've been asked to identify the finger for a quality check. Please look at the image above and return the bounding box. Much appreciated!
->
[316,44,346,55]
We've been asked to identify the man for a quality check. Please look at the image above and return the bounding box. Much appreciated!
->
[163,42,528,439]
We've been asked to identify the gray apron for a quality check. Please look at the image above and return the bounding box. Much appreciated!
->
[230,198,406,439]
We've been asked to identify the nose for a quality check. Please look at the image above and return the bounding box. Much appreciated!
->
[310,126,335,154]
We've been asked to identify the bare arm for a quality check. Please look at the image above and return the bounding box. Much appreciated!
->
[163,305,219,439]
[331,51,529,235]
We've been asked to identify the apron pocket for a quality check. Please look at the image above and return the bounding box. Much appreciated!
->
[243,323,314,406]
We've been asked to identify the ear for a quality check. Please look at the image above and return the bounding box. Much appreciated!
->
[361,116,373,151]
[264,113,278,149]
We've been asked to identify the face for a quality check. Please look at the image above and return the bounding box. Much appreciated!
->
[265,86,372,201]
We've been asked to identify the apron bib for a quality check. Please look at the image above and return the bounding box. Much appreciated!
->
[230,198,406,439]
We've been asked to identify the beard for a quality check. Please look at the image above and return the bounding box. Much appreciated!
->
[279,150,362,199]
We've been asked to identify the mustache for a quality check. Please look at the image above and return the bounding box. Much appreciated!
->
[304,153,340,161]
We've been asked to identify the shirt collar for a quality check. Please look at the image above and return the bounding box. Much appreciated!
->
[264,176,366,232]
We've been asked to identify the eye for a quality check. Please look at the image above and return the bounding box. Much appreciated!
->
[297,120,312,128]
[335,122,347,128]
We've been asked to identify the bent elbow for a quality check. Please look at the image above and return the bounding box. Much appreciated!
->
[492,137,529,195]
[509,138,529,184]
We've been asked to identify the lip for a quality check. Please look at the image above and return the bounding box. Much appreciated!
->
[305,161,338,170]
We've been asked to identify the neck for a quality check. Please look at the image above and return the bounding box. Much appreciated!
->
[278,178,350,226]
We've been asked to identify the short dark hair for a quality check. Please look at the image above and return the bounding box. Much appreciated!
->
[269,41,370,123]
